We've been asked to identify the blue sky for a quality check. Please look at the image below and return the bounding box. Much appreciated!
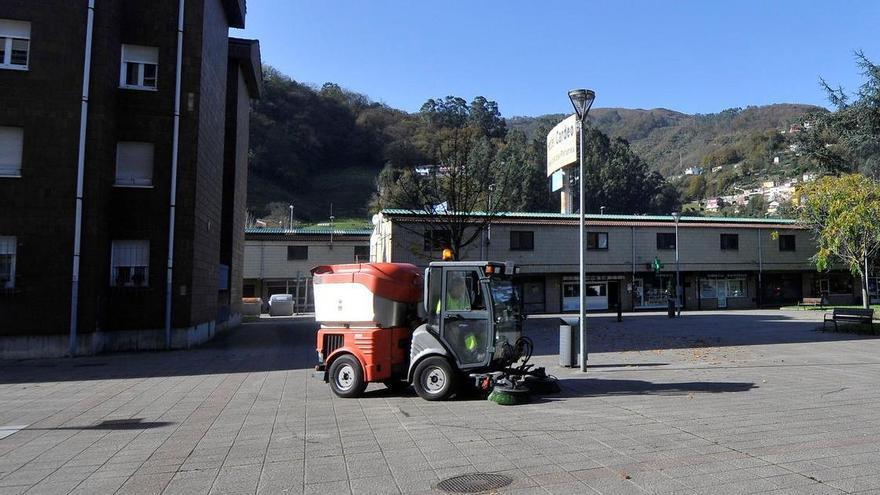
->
[234,0,880,117]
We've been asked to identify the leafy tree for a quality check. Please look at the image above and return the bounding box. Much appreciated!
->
[684,175,707,201]
[796,174,880,308]
[468,96,507,139]
[795,51,880,178]
[741,195,767,217]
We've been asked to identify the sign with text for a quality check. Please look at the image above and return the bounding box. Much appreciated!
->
[546,114,578,176]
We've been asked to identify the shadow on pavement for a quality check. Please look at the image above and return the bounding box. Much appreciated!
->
[25,419,175,431]
[554,377,757,397]
[0,318,322,384]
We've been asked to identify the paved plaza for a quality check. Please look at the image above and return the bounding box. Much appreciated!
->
[2,310,880,494]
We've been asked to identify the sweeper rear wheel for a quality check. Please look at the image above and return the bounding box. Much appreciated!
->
[329,355,367,398]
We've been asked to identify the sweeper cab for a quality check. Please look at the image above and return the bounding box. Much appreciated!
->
[312,259,527,400]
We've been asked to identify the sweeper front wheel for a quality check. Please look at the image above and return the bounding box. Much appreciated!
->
[413,356,458,401]
[329,355,367,398]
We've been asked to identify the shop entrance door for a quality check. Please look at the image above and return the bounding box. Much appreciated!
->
[585,282,608,311]
[717,282,728,308]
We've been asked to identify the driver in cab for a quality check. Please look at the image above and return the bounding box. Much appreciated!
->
[437,273,485,364]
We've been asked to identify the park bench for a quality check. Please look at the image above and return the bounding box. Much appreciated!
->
[799,297,824,308]
[823,308,874,331]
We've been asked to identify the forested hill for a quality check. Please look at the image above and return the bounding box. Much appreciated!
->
[246,66,823,222]
[508,104,824,176]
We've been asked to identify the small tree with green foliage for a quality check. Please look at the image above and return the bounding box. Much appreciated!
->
[796,174,880,308]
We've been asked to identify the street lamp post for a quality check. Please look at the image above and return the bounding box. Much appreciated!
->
[671,212,681,316]
[486,183,496,261]
[288,204,294,230]
[568,89,595,372]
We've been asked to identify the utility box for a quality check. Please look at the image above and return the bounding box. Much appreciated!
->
[559,321,577,367]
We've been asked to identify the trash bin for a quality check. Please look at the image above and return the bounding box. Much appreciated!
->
[559,320,577,367]
[667,298,676,318]
[269,294,295,316]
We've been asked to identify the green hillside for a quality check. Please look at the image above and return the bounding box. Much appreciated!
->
[246,65,825,222]
[509,104,825,177]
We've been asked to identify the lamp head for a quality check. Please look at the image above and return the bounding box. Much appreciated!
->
[568,89,596,120]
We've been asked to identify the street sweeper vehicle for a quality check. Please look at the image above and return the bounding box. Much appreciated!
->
[312,256,556,402]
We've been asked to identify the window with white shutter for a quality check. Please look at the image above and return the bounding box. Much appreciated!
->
[111,240,149,287]
[115,142,153,186]
[0,127,23,177]
[120,44,158,90]
[0,20,30,70]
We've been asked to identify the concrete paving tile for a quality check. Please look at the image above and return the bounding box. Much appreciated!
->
[304,455,347,484]
[303,480,351,495]
[349,475,401,495]
[209,463,263,494]
[256,460,303,494]
[116,473,175,495]
[67,476,129,494]
[160,470,218,494]
[542,481,595,495]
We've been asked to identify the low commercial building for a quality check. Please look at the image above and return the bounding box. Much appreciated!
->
[373,210,869,313]
[243,227,371,312]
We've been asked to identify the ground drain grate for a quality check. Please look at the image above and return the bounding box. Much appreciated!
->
[437,473,513,493]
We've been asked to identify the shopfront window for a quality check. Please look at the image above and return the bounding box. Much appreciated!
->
[635,274,675,308]
[699,276,747,300]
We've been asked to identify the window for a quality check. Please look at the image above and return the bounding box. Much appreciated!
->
[0,236,16,289]
[656,233,676,250]
[587,232,608,250]
[0,20,30,70]
[0,126,23,177]
[115,142,153,186]
[778,234,796,252]
[111,240,149,287]
[699,279,716,299]
[120,44,158,90]
[354,245,369,262]
[720,234,739,250]
[510,231,534,251]
[287,245,308,260]
[727,278,746,297]
[424,230,451,251]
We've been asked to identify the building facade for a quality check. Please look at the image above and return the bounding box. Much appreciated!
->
[243,227,371,313]
[373,210,870,314]
[0,1,261,357]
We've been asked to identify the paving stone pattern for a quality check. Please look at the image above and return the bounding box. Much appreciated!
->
[2,311,880,494]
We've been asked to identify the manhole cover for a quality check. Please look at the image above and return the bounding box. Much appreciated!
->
[437,473,513,493]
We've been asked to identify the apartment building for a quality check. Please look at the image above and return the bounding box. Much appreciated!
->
[243,227,371,312]
[373,210,869,313]
[0,1,261,357]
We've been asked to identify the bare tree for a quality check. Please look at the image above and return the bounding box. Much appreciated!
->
[375,127,526,260]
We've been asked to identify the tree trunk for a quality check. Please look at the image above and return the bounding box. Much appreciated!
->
[865,256,872,309]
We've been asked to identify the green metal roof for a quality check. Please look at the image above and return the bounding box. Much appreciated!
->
[245,227,372,235]
[379,209,798,225]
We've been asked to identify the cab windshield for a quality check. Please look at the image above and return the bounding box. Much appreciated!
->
[489,276,520,323]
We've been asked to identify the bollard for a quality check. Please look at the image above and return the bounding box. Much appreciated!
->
[559,321,577,367]
[617,302,622,322]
